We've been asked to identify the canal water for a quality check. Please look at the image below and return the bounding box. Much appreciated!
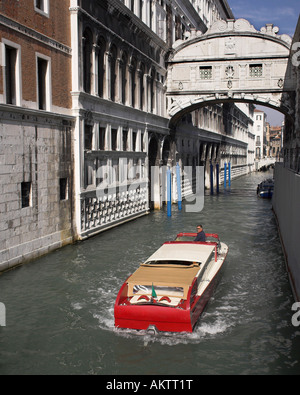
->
[1,171,300,375]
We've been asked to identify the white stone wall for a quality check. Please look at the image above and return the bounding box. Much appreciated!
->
[273,164,300,301]
[0,107,74,271]
[273,16,300,301]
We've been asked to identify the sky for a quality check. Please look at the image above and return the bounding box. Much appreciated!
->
[228,0,299,37]
[227,0,299,126]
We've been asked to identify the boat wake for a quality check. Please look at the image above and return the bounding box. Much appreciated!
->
[91,292,236,346]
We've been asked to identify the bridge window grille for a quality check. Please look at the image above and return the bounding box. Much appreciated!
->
[249,64,263,78]
[199,66,212,80]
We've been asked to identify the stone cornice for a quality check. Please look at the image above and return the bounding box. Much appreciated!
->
[0,104,74,126]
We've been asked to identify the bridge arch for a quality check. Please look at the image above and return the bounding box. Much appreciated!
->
[166,18,294,128]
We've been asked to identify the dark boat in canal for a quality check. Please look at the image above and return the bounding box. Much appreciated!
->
[257,178,274,198]
[114,232,228,333]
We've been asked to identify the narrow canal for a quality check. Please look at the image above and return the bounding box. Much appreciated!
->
[1,171,300,375]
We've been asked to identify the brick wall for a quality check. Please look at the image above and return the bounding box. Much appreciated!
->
[0,0,72,109]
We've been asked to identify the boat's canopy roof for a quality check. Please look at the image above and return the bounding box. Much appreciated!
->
[145,242,214,265]
[127,242,215,299]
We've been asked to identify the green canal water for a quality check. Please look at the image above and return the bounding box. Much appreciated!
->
[1,171,300,375]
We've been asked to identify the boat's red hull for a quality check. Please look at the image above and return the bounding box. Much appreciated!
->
[114,268,221,333]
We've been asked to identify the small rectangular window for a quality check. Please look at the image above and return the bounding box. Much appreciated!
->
[36,0,45,11]
[132,131,137,152]
[250,64,263,78]
[84,124,93,150]
[60,178,68,200]
[199,66,212,80]
[99,127,105,150]
[5,45,17,105]
[37,57,48,110]
[111,129,118,151]
[21,182,31,208]
[34,0,49,15]
[123,130,128,151]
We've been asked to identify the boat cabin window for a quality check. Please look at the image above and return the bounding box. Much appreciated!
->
[145,260,200,267]
[133,285,184,297]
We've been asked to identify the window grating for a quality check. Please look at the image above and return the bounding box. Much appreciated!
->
[249,64,263,78]
[199,66,212,80]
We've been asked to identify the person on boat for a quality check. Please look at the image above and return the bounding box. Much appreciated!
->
[194,225,206,242]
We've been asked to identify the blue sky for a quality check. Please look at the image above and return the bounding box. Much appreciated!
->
[228,0,299,37]
[227,0,299,125]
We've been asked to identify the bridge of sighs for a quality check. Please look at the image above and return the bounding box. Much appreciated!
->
[149,18,296,206]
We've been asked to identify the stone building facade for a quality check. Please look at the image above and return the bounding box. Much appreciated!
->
[253,109,266,160]
[70,0,236,237]
[272,15,300,301]
[0,0,269,271]
[0,0,74,271]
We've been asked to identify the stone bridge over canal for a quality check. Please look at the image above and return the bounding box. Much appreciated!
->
[166,18,294,126]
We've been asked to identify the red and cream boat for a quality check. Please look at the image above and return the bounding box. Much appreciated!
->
[114,232,228,333]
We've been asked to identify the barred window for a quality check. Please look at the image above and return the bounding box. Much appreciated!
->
[199,66,212,80]
[249,64,263,78]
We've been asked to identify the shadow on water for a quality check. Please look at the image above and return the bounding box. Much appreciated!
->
[1,171,300,375]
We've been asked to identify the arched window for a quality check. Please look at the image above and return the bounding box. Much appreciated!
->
[109,45,117,101]
[82,28,93,94]
[120,51,128,105]
[139,62,145,110]
[97,37,106,98]
[150,68,155,113]
[130,57,137,107]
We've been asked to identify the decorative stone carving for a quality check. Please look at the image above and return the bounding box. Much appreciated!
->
[205,18,292,45]
[225,38,236,55]
[225,65,234,79]
[278,78,284,88]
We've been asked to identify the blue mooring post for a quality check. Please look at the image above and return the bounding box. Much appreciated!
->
[224,162,227,189]
[176,163,182,211]
[167,168,172,217]
[216,163,219,194]
[228,162,231,188]
[210,162,214,195]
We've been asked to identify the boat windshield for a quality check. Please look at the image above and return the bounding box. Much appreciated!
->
[133,285,184,297]
[145,260,200,266]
